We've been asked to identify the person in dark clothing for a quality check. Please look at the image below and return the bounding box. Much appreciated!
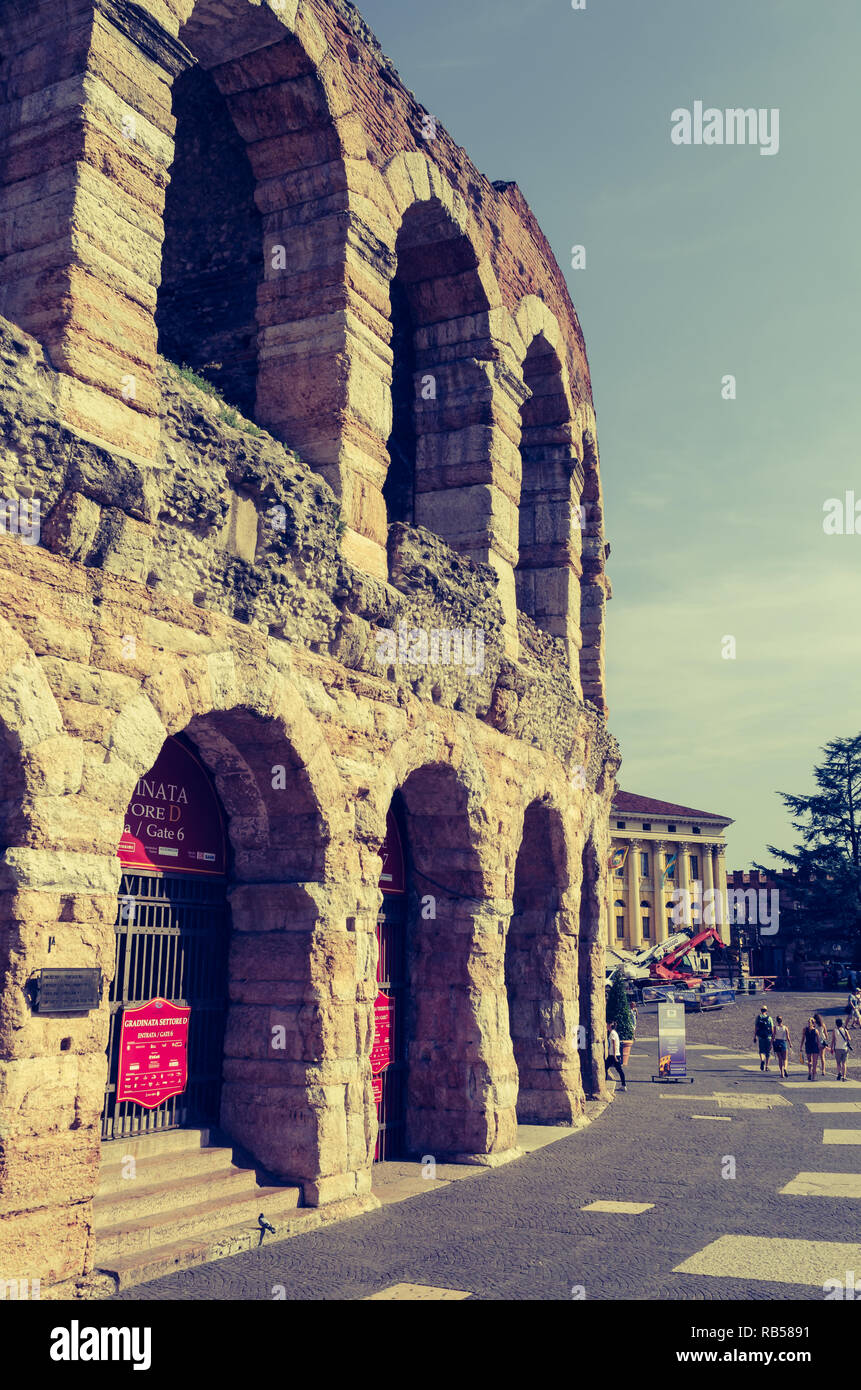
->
[753,1005,774,1072]
[605,1020,627,1091]
[801,1017,821,1080]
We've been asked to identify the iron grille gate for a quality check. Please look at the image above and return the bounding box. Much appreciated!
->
[374,893,407,1160]
[101,870,229,1140]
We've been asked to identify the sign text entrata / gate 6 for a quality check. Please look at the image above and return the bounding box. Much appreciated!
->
[117,998,191,1107]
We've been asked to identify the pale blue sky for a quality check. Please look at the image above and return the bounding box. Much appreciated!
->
[357,0,861,866]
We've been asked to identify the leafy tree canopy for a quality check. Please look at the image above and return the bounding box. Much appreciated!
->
[759,734,861,945]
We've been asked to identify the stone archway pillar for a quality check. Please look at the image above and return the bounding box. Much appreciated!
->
[222,878,375,1206]
[406,900,520,1163]
[0,0,194,463]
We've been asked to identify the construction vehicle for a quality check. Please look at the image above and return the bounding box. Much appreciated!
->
[606,924,727,990]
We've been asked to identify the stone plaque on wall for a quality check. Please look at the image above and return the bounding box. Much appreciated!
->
[35,968,101,1014]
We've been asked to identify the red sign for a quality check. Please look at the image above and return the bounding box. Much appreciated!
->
[378,811,405,895]
[117,997,190,1108]
[370,991,393,1076]
[118,736,227,877]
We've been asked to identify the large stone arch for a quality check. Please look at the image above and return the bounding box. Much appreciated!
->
[362,728,517,1161]
[0,631,366,1295]
[578,417,610,715]
[507,297,585,684]
[372,155,520,600]
[89,648,362,1195]
[0,0,361,477]
[505,791,583,1123]
[578,824,610,1098]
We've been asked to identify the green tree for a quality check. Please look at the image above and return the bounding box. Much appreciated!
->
[761,734,861,949]
[606,973,636,1040]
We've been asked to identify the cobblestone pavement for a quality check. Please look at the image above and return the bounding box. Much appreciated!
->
[117,994,861,1302]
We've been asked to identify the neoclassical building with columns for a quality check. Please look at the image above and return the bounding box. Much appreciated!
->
[0,0,619,1296]
[608,792,733,951]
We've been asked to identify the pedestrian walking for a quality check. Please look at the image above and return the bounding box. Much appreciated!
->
[801,1017,821,1080]
[773,1016,791,1078]
[605,1020,627,1092]
[814,1013,829,1074]
[851,992,861,1030]
[753,1005,774,1072]
[830,1018,853,1080]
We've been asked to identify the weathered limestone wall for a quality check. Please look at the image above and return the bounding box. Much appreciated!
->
[0,0,619,1299]
[0,0,611,707]
[0,313,618,1294]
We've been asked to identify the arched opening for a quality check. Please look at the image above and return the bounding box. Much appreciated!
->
[101,711,330,1178]
[505,801,574,1122]
[579,430,607,711]
[383,279,417,528]
[156,65,263,416]
[375,764,491,1157]
[578,836,604,1098]
[102,734,230,1139]
[516,334,580,654]
[385,200,491,553]
[153,0,351,462]
[373,803,408,1160]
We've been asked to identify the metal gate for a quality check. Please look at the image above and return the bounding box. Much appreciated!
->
[101,870,229,1140]
[374,892,407,1160]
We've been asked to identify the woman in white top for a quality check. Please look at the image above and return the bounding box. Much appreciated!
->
[772,1017,791,1078]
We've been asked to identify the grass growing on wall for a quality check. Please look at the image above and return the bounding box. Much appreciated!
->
[164,361,265,438]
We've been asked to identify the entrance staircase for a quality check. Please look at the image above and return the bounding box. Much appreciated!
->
[94,1128,307,1291]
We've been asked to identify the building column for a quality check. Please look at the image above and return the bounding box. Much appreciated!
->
[703,844,715,928]
[627,840,642,949]
[676,841,690,929]
[714,845,730,944]
[653,841,668,943]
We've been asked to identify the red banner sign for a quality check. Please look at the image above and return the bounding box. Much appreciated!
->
[378,811,405,895]
[370,991,393,1076]
[116,997,190,1108]
[118,736,227,877]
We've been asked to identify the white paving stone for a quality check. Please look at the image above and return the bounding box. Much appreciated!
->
[675,1235,861,1287]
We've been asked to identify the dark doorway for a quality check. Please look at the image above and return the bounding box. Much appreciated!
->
[383,277,417,528]
[156,66,263,418]
[374,804,408,1159]
[101,737,230,1140]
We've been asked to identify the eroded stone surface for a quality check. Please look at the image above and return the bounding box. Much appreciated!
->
[0,0,618,1298]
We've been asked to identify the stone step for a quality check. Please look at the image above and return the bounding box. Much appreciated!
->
[98,1194,378,1292]
[97,1144,234,1196]
[94,1183,302,1259]
[93,1166,258,1225]
[100,1127,214,1160]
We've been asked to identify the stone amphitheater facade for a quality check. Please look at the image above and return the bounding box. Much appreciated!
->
[0,0,619,1294]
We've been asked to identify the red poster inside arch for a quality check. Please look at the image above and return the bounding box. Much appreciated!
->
[117,998,190,1108]
[117,736,227,877]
